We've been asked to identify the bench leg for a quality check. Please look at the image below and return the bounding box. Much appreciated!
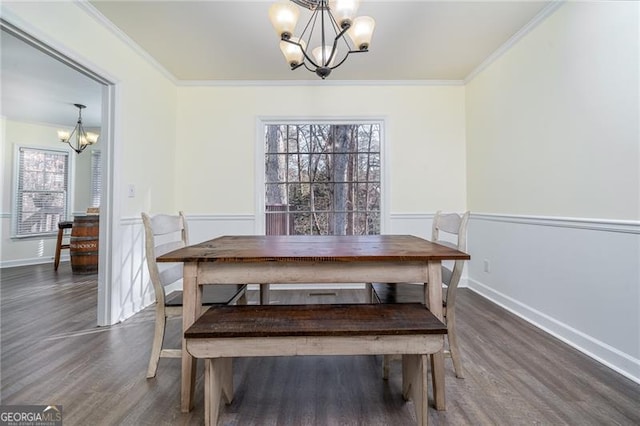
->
[430,352,446,410]
[402,354,429,426]
[221,357,234,405]
[205,358,224,426]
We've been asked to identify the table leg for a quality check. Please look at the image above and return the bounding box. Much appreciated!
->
[182,262,200,412]
[426,261,446,411]
[260,283,270,305]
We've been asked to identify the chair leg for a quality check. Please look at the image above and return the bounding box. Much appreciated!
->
[260,284,270,305]
[54,228,64,271]
[365,282,374,303]
[238,290,248,305]
[147,309,167,379]
[447,313,464,379]
[382,354,390,380]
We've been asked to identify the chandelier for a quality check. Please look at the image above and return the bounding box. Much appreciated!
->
[57,103,99,154]
[269,0,375,79]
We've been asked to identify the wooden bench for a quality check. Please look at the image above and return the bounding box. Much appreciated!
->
[185,303,447,426]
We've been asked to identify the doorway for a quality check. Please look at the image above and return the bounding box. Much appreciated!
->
[1,18,115,326]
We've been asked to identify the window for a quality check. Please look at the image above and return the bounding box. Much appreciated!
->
[265,123,381,236]
[14,147,70,237]
[90,150,102,207]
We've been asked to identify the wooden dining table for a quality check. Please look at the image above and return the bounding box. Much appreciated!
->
[157,234,470,413]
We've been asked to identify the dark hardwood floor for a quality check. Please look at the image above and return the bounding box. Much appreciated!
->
[1,264,639,425]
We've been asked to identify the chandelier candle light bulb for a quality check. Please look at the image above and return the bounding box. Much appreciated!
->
[348,15,375,50]
[269,1,300,39]
[328,0,360,28]
[280,37,307,66]
[269,0,375,79]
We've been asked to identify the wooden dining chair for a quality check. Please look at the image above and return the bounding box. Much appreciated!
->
[142,211,248,379]
[373,210,470,378]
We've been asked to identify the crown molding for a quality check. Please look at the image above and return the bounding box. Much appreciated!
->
[176,79,465,87]
[464,1,565,84]
[77,1,178,85]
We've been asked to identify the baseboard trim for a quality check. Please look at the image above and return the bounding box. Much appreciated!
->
[467,278,640,384]
[1,256,56,269]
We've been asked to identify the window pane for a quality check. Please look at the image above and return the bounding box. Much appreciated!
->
[288,153,309,182]
[290,212,311,235]
[288,183,310,211]
[357,153,380,182]
[265,123,381,236]
[310,183,331,211]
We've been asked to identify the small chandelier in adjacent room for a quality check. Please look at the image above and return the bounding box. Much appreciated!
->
[269,0,375,79]
[57,103,99,154]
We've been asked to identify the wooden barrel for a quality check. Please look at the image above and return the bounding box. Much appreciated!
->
[70,215,99,274]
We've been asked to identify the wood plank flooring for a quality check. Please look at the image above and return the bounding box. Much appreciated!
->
[1,264,639,425]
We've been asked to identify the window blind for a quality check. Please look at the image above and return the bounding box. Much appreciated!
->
[15,147,69,236]
[90,149,102,208]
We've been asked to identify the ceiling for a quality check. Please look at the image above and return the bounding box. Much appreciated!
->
[1,0,552,127]
[89,0,551,81]
[1,29,103,127]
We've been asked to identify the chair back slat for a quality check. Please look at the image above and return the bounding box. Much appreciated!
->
[149,214,184,236]
[432,211,470,252]
[142,211,190,305]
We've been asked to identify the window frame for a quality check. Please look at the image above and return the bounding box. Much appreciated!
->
[256,117,389,235]
[12,144,75,239]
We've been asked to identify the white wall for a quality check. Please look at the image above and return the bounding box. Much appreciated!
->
[466,2,639,219]
[466,2,639,381]
[175,84,467,226]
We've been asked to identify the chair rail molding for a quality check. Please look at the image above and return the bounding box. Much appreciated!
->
[472,212,640,234]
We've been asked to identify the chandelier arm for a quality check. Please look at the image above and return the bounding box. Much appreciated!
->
[282,37,320,69]
[302,9,321,67]
[298,7,318,41]
[326,28,349,67]
[324,11,353,67]
[320,2,327,65]
[301,62,316,72]
[328,48,367,70]
[75,120,86,150]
